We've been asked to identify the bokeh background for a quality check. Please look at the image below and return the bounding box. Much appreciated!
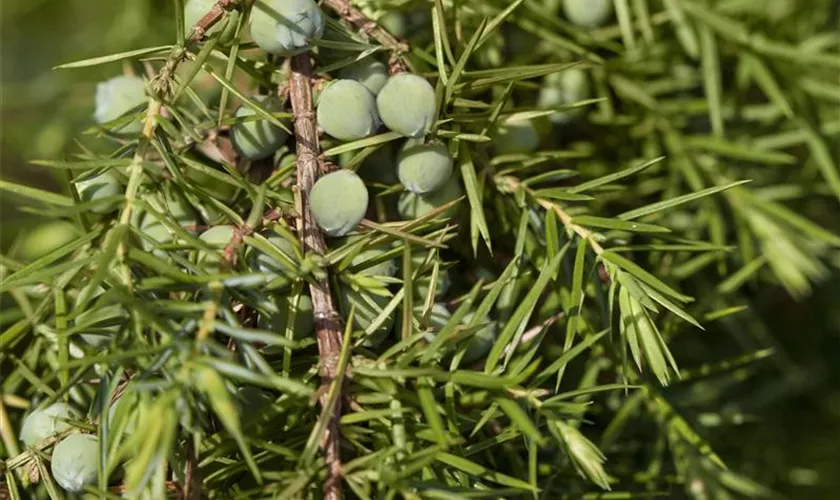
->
[1,1,838,498]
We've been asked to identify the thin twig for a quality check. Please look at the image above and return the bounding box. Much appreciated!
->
[154,0,240,95]
[320,0,410,73]
[183,441,201,500]
[289,53,345,500]
[501,175,605,255]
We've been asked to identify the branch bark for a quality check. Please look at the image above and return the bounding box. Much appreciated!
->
[289,53,345,500]
[320,0,410,72]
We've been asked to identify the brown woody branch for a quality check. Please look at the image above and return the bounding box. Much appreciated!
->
[320,0,411,73]
[188,0,239,43]
[155,0,240,96]
[289,54,345,500]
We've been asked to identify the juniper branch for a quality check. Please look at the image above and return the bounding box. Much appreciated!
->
[289,53,344,500]
[321,0,411,72]
[502,175,605,254]
[116,0,238,287]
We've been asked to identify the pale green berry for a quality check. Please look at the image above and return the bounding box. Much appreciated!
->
[94,75,146,133]
[415,267,452,300]
[376,74,436,138]
[377,11,407,38]
[251,0,325,55]
[407,251,452,299]
[231,96,290,160]
[460,312,498,363]
[16,221,80,262]
[198,225,236,268]
[494,117,540,155]
[354,143,398,186]
[136,194,198,257]
[50,434,99,492]
[338,58,389,95]
[258,294,314,340]
[317,80,380,141]
[183,158,240,204]
[351,248,397,277]
[75,171,121,214]
[185,0,241,45]
[562,0,614,28]
[397,139,453,194]
[397,175,463,220]
[250,234,296,275]
[310,170,369,237]
[20,403,81,446]
[396,303,451,339]
[338,286,394,347]
[537,69,591,124]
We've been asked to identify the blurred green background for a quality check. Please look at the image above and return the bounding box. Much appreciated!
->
[1,0,173,250]
[1,1,838,498]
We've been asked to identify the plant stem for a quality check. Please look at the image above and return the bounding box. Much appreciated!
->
[321,0,411,72]
[289,53,344,500]
[502,175,605,254]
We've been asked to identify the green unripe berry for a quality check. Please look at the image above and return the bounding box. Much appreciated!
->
[537,69,591,124]
[94,75,146,133]
[16,221,79,262]
[317,80,380,141]
[50,434,99,492]
[135,192,198,256]
[460,312,498,364]
[397,175,463,220]
[562,0,614,28]
[251,0,325,55]
[75,171,121,214]
[407,251,451,299]
[397,139,453,194]
[353,144,398,186]
[20,403,81,446]
[259,294,314,340]
[351,248,397,277]
[250,235,296,275]
[198,225,236,268]
[377,11,407,38]
[396,303,451,339]
[185,0,241,45]
[231,96,290,160]
[310,170,369,237]
[376,74,436,138]
[183,159,240,206]
[415,267,452,300]
[338,58,389,95]
[494,117,540,155]
[338,286,394,347]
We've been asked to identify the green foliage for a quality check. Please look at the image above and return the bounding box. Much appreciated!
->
[1,0,839,499]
